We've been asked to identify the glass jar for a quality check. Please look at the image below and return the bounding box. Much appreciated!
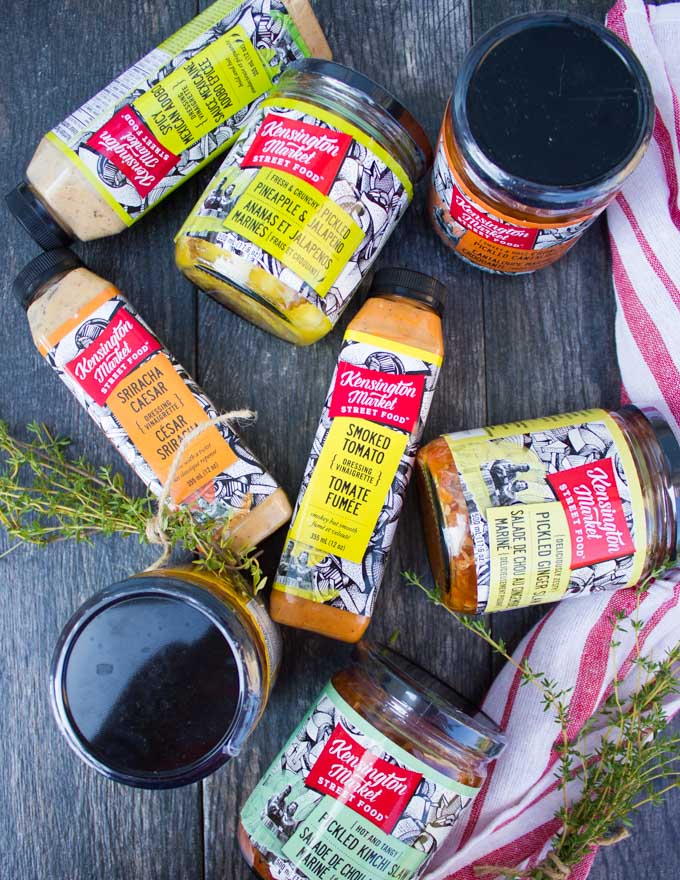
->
[416,407,680,614]
[238,641,505,880]
[51,565,281,788]
[429,13,654,275]
[176,59,432,345]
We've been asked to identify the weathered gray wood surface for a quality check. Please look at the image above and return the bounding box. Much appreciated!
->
[1,0,678,878]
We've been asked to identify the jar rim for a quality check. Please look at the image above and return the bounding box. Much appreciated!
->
[356,642,506,759]
[635,406,680,559]
[50,574,253,788]
[290,58,433,178]
[452,12,654,211]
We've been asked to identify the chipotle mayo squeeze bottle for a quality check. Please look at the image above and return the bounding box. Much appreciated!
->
[270,268,445,641]
[6,0,330,249]
[13,250,291,549]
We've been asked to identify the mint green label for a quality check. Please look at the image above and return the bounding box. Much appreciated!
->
[282,800,426,880]
[240,684,481,880]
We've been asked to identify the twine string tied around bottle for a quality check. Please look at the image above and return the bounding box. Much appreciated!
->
[144,409,256,571]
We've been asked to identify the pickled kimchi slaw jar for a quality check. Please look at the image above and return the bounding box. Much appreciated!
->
[429,13,654,275]
[7,0,330,248]
[238,642,505,880]
[51,565,281,788]
[416,408,680,614]
[175,59,433,345]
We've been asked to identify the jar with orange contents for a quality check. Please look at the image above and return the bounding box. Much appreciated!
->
[416,407,680,614]
[429,13,654,275]
[238,642,505,880]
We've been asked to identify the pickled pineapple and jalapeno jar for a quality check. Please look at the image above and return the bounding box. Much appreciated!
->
[416,407,680,614]
[175,59,433,345]
[238,642,505,880]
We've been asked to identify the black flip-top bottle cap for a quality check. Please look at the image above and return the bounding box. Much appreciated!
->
[13,248,84,311]
[291,59,433,178]
[6,182,73,250]
[370,267,447,317]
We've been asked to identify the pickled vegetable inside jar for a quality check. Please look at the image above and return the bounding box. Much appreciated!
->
[416,408,680,614]
[175,59,432,345]
[239,642,505,880]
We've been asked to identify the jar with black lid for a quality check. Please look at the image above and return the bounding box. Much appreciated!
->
[51,566,280,788]
[429,13,654,275]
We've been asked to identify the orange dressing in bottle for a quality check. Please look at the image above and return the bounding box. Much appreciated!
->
[270,268,445,641]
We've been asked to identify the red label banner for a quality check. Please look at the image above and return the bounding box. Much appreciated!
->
[450,184,539,250]
[65,307,162,406]
[241,113,351,194]
[86,106,180,196]
[329,362,425,433]
[305,725,422,833]
[547,458,636,568]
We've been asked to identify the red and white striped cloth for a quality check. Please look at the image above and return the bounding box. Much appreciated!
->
[428,2,680,877]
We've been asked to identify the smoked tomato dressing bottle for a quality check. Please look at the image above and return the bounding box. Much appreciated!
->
[270,268,445,642]
[13,249,291,549]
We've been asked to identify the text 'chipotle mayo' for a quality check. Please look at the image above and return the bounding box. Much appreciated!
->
[271,268,445,642]
[6,0,330,248]
[13,249,291,550]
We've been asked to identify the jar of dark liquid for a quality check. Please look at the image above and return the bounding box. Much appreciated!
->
[430,13,654,274]
[51,566,280,788]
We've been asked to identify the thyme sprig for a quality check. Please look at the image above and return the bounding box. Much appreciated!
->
[404,571,680,880]
[0,421,266,592]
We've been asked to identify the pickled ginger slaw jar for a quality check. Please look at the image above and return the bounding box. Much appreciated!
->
[429,13,654,275]
[239,642,505,880]
[6,0,331,247]
[51,565,281,788]
[416,407,680,614]
[175,59,433,345]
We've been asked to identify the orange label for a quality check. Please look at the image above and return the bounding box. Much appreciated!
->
[107,352,237,504]
[431,127,602,274]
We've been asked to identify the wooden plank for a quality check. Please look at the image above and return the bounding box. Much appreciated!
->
[0,1,204,878]
[197,1,491,876]
[471,2,679,879]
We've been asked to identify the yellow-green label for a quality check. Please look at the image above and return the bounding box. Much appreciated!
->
[134,26,270,156]
[486,502,572,611]
[179,97,414,327]
[49,4,311,224]
[288,418,407,570]
[445,409,647,613]
[222,168,364,297]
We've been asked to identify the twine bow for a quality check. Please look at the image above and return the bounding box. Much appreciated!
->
[144,409,256,570]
